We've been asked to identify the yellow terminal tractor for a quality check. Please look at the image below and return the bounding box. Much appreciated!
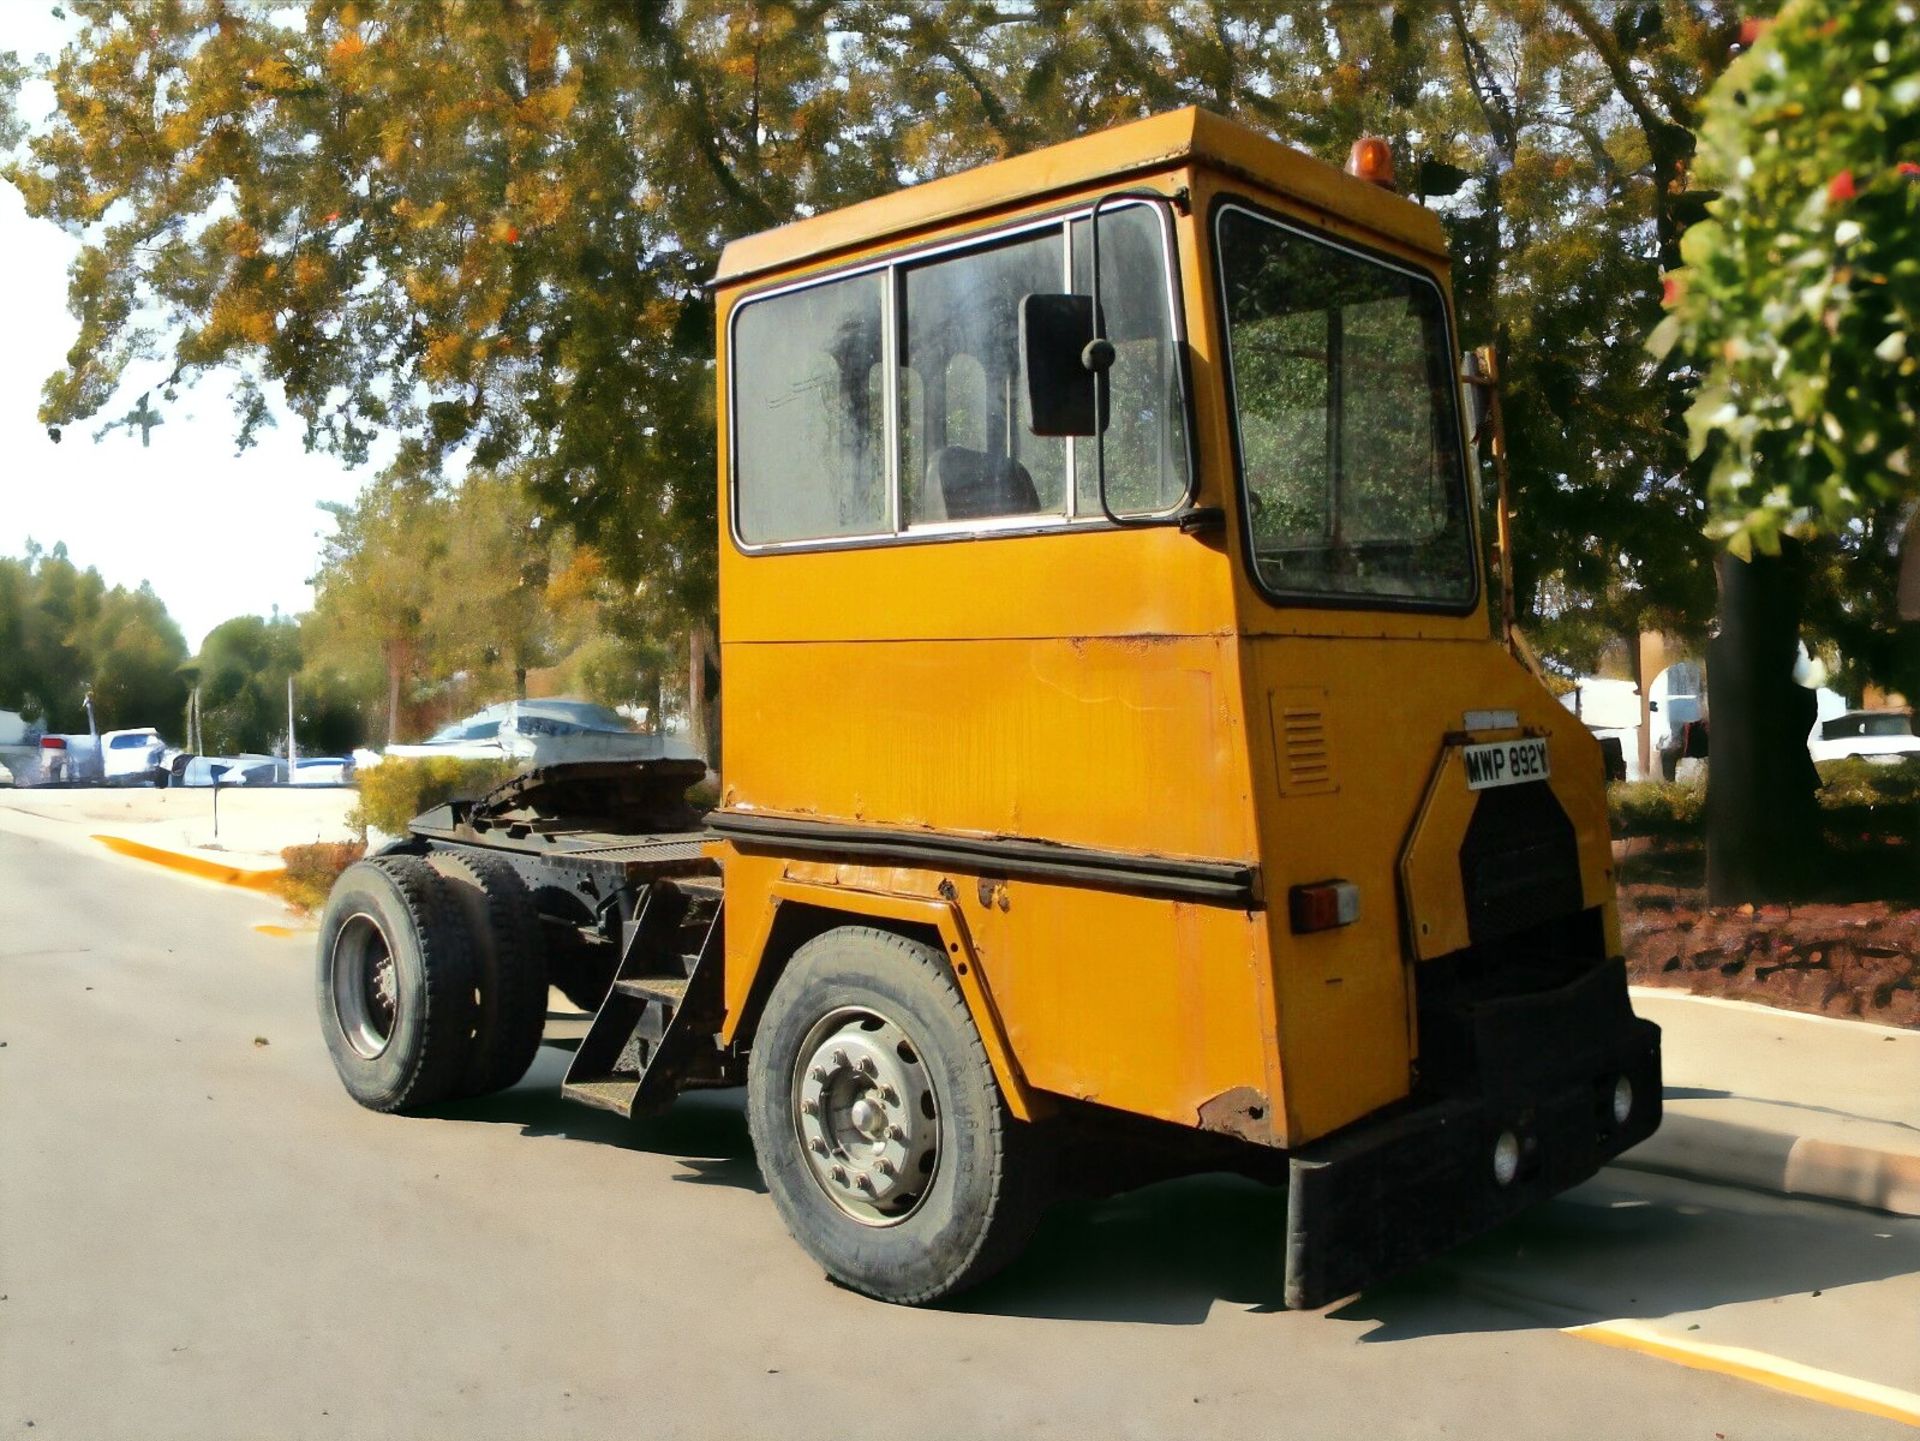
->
[315,108,1660,1309]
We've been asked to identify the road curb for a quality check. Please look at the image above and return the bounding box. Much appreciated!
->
[91,833,285,891]
[1617,1111,1920,1218]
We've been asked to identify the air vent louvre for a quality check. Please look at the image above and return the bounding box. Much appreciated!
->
[1271,687,1338,797]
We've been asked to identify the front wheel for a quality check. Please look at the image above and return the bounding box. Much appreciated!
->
[745,926,1045,1305]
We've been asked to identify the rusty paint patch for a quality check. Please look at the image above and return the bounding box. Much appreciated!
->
[1196,1085,1271,1141]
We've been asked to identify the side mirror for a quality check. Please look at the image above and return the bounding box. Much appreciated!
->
[1019,293,1109,437]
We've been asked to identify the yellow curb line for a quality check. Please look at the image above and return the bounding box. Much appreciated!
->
[92,833,285,892]
[252,923,300,938]
[1567,1318,1920,1429]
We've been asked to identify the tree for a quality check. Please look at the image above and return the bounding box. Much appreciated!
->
[1654,0,1918,901]
[85,582,190,733]
[309,476,443,745]
[0,542,188,733]
[424,472,554,700]
[5,0,1750,710]
[194,613,302,754]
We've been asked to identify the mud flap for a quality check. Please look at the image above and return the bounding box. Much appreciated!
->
[1282,1013,1661,1310]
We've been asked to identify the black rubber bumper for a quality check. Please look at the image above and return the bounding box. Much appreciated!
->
[1282,968,1662,1310]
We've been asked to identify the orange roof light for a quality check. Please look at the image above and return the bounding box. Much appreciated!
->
[1346,136,1395,189]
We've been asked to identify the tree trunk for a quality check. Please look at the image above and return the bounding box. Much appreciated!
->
[386,649,403,747]
[515,665,527,700]
[1704,541,1821,904]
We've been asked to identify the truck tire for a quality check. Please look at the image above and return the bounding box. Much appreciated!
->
[315,856,478,1113]
[745,926,1045,1305]
[427,850,549,1098]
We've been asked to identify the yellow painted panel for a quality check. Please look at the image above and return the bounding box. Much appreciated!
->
[716,849,1281,1142]
[1234,633,1619,1141]
[716,108,1446,287]
[721,635,1254,864]
[717,522,1239,645]
[979,880,1279,1140]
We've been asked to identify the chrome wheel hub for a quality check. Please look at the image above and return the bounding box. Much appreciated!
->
[332,913,398,1060]
[793,1009,938,1225]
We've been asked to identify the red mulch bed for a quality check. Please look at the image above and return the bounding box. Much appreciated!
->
[1622,887,1920,1028]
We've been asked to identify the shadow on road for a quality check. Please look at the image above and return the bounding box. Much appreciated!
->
[1329,1170,1920,1341]
[423,1043,1920,1334]
[420,1042,767,1194]
[955,1173,1288,1325]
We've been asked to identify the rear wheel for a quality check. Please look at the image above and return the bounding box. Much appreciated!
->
[746,926,1045,1305]
[427,850,549,1098]
[315,856,477,1112]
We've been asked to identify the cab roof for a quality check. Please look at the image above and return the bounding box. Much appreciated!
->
[713,107,1449,288]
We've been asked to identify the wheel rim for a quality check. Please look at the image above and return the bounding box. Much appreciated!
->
[332,912,399,1060]
[791,1007,940,1226]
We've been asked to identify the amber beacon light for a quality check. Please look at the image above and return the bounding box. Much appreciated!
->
[1346,136,1395,189]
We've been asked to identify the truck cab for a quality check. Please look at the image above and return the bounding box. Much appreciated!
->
[317,108,1658,1310]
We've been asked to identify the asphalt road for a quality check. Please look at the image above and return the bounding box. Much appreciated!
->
[2,825,1916,1440]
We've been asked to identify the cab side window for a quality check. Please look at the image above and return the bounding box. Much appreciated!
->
[730,200,1189,548]
[900,230,1065,525]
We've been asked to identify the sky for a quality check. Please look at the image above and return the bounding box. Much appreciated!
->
[2,6,386,652]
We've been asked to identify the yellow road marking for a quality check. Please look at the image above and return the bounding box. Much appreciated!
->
[1568,1318,1920,1429]
[251,923,298,938]
[92,833,284,891]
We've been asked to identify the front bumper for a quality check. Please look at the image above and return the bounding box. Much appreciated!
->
[1282,960,1661,1310]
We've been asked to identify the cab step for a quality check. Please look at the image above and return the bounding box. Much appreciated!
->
[559,875,733,1118]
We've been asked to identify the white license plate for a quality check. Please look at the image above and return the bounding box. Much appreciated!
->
[1463,737,1550,791]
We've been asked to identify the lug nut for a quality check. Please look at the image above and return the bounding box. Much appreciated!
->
[857,1056,878,1077]
[874,1158,897,1178]
[887,1125,907,1142]
[801,1098,819,1116]
[809,1138,828,1156]
[810,1066,828,1082]
[830,1165,848,1185]
[832,1049,849,1069]
[855,1174,876,1193]
[881,1086,899,1106]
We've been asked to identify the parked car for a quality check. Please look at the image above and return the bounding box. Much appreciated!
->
[1809,709,1920,765]
[101,728,170,785]
[291,756,354,785]
[377,698,685,768]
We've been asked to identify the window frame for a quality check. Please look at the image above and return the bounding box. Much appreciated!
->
[727,194,1196,556]
[1209,194,1483,617]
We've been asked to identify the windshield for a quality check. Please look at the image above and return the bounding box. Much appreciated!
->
[1216,204,1475,606]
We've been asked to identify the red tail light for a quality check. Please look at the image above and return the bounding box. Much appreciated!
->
[1289,879,1361,933]
[40,736,67,749]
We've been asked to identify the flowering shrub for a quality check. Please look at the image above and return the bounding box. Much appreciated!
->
[1651,0,1920,556]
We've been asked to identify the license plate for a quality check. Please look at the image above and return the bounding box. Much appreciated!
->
[1463,737,1550,791]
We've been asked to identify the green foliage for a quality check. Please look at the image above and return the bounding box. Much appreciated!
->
[1611,756,1920,836]
[1813,754,1920,807]
[1655,0,1920,557]
[0,541,188,733]
[5,1,1752,682]
[1610,779,1709,838]
[307,471,677,738]
[195,614,301,754]
[347,755,519,838]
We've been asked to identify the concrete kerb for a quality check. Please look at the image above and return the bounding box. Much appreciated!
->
[90,832,286,891]
[1619,988,1920,1218]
